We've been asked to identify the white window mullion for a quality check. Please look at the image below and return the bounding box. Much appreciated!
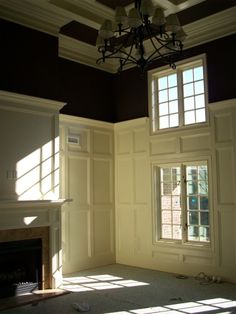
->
[177,69,184,128]
[181,164,188,244]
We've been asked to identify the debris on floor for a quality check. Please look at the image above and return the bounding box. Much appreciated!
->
[72,302,91,312]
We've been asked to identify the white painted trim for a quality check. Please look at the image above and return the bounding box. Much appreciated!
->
[60,113,114,130]
[114,117,149,130]
[208,98,236,111]
[0,90,66,112]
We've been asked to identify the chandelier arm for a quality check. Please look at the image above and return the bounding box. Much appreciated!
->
[144,24,181,67]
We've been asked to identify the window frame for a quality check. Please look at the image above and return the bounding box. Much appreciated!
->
[148,54,209,135]
[152,157,213,248]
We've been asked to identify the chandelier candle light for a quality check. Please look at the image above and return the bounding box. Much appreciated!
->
[96,0,186,72]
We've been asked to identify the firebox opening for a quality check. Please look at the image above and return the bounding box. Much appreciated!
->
[0,238,42,298]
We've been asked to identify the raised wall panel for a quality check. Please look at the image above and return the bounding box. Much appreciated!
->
[150,138,176,155]
[134,208,151,254]
[117,131,132,154]
[117,158,132,204]
[152,250,180,262]
[214,113,233,143]
[93,130,112,155]
[134,127,147,153]
[216,147,235,205]
[117,207,134,255]
[68,156,90,207]
[218,210,236,267]
[94,210,113,255]
[183,255,213,265]
[134,157,148,204]
[180,133,210,152]
[93,159,112,204]
[68,210,91,260]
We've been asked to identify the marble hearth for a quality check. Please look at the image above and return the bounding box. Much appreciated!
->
[0,200,67,289]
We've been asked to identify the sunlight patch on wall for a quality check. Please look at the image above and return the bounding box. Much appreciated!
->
[16,137,59,200]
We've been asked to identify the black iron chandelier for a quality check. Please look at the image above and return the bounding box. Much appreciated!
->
[96,0,186,72]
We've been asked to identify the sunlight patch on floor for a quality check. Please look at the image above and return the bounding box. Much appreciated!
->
[62,273,149,292]
[104,298,236,314]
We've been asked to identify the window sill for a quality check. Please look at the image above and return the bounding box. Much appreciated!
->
[150,121,209,136]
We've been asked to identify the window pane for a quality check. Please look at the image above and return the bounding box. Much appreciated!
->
[187,181,198,195]
[169,100,178,114]
[184,97,194,111]
[169,87,177,100]
[172,196,181,209]
[196,108,206,122]
[173,210,181,224]
[159,102,169,115]
[200,196,208,210]
[162,225,172,239]
[188,211,198,224]
[200,211,209,225]
[159,115,169,129]
[188,225,199,240]
[162,182,172,194]
[169,113,179,127]
[162,210,171,223]
[183,83,194,97]
[168,74,177,87]
[161,196,171,209]
[188,196,198,209]
[173,225,182,239]
[187,167,198,180]
[200,226,209,242]
[194,80,204,94]
[199,181,208,195]
[195,94,205,108]
[185,110,195,125]
[158,76,167,90]
[183,69,193,84]
[159,89,168,102]
[194,66,203,81]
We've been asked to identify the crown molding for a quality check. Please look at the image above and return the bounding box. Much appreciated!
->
[183,6,236,49]
[60,113,114,129]
[58,34,117,73]
[0,90,66,112]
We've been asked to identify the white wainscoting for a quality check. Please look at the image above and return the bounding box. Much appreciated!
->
[114,100,236,282]
[60,115,115,274]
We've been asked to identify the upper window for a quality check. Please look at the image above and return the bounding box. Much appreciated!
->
[149,56,208,132]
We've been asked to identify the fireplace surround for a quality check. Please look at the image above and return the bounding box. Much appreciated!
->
[0,200,66,292]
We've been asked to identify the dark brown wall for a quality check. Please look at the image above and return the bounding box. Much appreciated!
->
[0,19,115,122]
[1,18,236,123]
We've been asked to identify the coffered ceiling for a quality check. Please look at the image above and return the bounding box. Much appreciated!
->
[0,0,236,73]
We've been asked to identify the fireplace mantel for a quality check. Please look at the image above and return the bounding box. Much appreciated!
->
[0,199,70,209]
[0,199,71,288]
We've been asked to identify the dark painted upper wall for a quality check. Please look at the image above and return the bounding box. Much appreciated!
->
[1,18,236,123]
[0,19,115,122]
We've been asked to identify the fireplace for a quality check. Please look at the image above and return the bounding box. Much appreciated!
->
[0,238,42,298]
[0,200,67,292]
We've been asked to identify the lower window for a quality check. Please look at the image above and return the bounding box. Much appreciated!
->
[154,161,210,244]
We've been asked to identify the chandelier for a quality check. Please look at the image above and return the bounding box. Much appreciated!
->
[96,0,186,72]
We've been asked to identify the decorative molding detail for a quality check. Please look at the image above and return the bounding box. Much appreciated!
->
[208,98,236,112]
[60,113,114,130]
[0,90,66,113]
[58,34,116,73]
